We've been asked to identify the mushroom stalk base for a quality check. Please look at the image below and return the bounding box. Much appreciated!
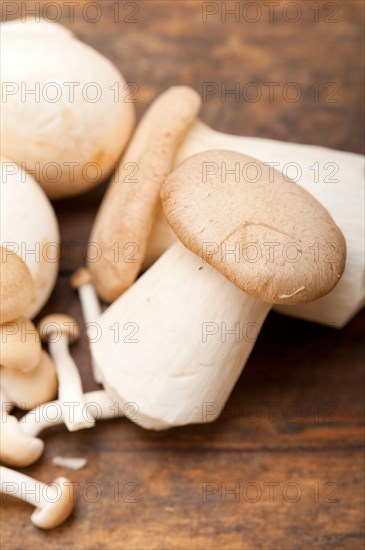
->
[92,243,271,430]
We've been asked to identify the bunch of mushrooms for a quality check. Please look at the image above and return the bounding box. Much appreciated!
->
[91,150,346,429]
[0,248,58,465]
[0,19,361,530]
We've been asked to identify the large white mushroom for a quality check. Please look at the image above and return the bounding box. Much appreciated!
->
[0,158,60,318]
[91,151,346,430]
[0,19,135,198]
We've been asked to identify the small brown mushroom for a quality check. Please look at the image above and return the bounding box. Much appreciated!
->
[0,350,58,410]
[0,408,44,467]
[38,314,94,431]
[0,317,41,372]
[0,466,75,529]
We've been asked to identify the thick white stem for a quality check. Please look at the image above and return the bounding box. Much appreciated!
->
[20,390,123,438]
[0,466,53,509]
[92,243,271,429]
[49,335,95,431]
[77,283,103,384]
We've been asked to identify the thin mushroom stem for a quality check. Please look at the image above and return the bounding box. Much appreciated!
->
[0,466,75,529]
[1,466,56,508]
[20,390,123,438]
[39,315,95,432]
[70,269,103,384]
[48,334,95,431]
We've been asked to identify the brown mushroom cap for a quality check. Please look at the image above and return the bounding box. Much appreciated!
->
[0,248,34,323]
[31,477,75,529]
[161,150,346,305]
[0,317,41,371]
[38,314,80,344]
[70,268,92,289]
[0,351,58,410]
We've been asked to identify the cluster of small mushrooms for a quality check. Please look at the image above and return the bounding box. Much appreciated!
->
[1,19,364,529]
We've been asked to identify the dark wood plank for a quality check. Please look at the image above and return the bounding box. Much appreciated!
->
[1,1,364,548]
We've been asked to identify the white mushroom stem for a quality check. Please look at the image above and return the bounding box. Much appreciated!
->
[70,269,103,384]
[20,391,123,438]
[48,333,95,432]
[91,243,271,429]
[0,466,75,529]
[1,466,57,508]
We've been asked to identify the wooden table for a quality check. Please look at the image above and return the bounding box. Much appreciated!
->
[1,1,364,548]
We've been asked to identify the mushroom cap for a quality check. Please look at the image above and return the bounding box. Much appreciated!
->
[38,314,80,344]
[0,414,44,467]
[1,20,135,199]
[0,351,58,410]
[31,477,75,529]
[70,268,92,289]
[0,157,60,319]
[0,317,41,371]
[161,150,346,305]
[0,248,34,323]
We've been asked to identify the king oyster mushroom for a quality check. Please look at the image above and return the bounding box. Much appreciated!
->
[90,150,346,429]
[88,86,201,302]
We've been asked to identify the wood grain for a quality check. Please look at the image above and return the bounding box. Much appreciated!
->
[1,1,364,548]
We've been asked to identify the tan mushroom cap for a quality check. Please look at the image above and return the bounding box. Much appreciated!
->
[70,268,92,289]
[0,317,41,371]
[0,414,44,467]
[0,248,35,323]
[161,150,346,305]
[38,314,80,344]
[31,477,75,529]
[0,351,58,410]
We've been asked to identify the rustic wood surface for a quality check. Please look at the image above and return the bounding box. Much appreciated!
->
[1,1,364,548]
